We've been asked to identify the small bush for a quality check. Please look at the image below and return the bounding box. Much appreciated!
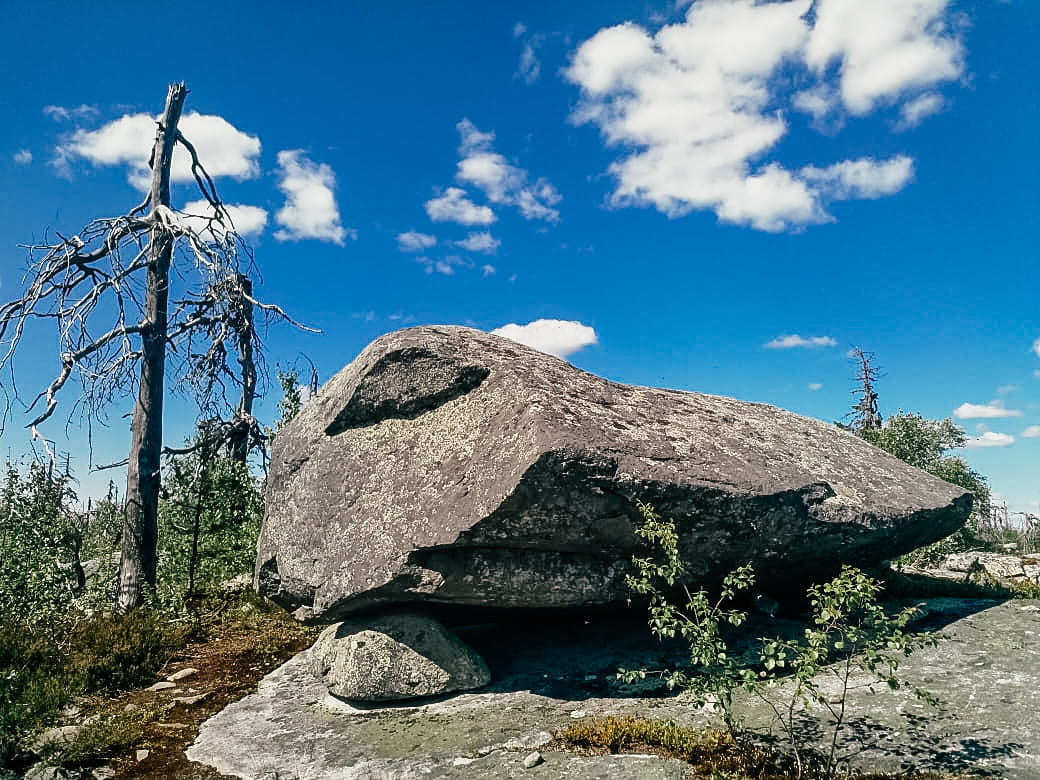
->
[563,716,792,777]
[43,705,161,767]
[0,627,77,764]
[68,611,184,694]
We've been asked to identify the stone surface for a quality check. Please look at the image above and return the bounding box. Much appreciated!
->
[187,598,1040,779]
[255,326,971,622]
[522,751,543,769]
[940,551,1040,584]
[166,667,198,682]
[146,681,176,692]
[173,692,210,706]
[309,612,490,701]
[31,724,83,752]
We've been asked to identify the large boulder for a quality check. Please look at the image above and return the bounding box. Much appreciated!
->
[309,612,490,701]
[256,326,971,621]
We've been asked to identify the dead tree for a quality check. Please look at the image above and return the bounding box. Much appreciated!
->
[0,82,309,609]
[848,347,882,433]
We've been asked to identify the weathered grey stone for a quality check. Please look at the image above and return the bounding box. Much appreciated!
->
[940,551,1040,584]
[166,667,198,682]
[309,612,490,701]
[256,325,971,621]
[522,751,543,769]
[187,599,1040,779]
[31,724,83,752]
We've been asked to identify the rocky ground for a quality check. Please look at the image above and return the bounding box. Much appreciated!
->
[186,597,1040,779]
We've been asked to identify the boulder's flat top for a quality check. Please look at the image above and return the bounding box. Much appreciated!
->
[187,598,1040,779]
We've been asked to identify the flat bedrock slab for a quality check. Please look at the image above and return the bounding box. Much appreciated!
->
[187,598,1040,779]
[310,612,490,701]
[255,326,970,621]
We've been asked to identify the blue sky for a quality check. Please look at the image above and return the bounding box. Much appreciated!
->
[1,1,1038,514]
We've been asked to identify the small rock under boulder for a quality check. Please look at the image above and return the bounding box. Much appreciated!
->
[309,612,490,701]
[256,326,972,622]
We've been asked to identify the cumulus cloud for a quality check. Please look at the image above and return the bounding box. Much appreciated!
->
[764,334,838,349]
[396,231,437,252]
[456,231,501,253]
[481,264,497,276]
[800,156,914,200]
[43,104,98,121]
[565,0,962,231]
[455,119,561,221]
[1021,425,1040,438]
[963,432,1015,449]
[897,92,946,129]
[425,187,496,225]
[806,0,963,116]
[13,149,32,165]
[808,382,823,391]
[53,111,261,190]
[180,199,268,238]
[517,40,542,84]
[953,401,1024,420]
[274,150,351,245]
[491,319,598,358]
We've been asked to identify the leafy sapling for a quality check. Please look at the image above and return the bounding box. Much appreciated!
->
[619,501,757,733]
[753,565,939,778]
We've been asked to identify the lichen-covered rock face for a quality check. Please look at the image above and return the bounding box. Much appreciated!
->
[309,612,490,701]
[255,325,971,622]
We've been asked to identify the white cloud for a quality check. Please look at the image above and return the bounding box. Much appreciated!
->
[180,199,268,238]
[491,319,598,358]
[997,384,1019,396]
[565,0,959,232]
[424,186,496,225]
[416,255,473,276]
[43,104,98,121]
[456,231,501,253]
[808,382,823,391]
[897,92,946,129]
[963,432,1015,449]
[953,401,1024,420]
[54,111,261,190]
[513,22,527,38]
[517,41,541,85]
[396,231,437,252]
[800,156,914,200]
[1021,425,1040,439]
[1033,337,1040,359]
[274,150,351,245]
[455,119,561,221]
[13,149,32,165]
[481,264,497,276]
[764,334,837,349]
[806,0,963,116]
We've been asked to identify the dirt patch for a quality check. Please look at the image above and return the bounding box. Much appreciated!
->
[64,597,316,779]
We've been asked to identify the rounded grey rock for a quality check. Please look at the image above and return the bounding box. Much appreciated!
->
[308,612,491,701]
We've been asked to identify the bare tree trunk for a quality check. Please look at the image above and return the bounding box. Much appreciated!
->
[228,274,256,464]
[117,82,187,610]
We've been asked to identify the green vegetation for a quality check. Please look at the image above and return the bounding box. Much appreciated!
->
[620,503,939,778]
[562,715,959,779]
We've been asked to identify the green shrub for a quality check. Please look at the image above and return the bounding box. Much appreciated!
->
[68,612,183,694]
[0,462,82,628]
[157,450,264,612]
[43,705,161,767]
[623,504,940,779]
[0,627,77,764]
[619,502,755,733]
